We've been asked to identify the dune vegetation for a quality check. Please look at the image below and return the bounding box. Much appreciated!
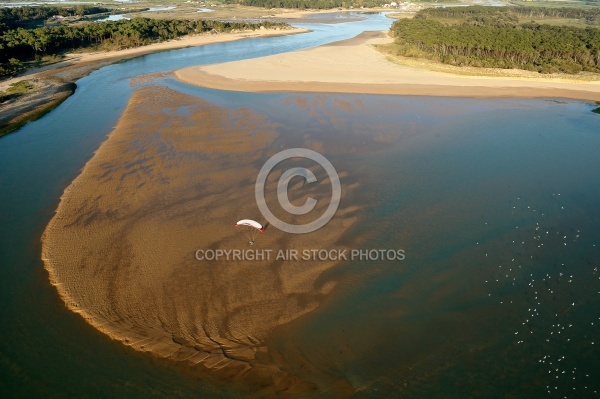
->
[389,6,600,74]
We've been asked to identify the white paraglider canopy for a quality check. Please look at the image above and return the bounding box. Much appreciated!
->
[235,220,265,245]
[235,219,265,233]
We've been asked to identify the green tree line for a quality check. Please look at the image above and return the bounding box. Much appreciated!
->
[0,18,289,76]
[391,7,600,74]
[512,6,600,23]
[416,5,600,26]
[0,5,111,32]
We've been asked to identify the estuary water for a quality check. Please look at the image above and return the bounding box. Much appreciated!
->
[1,12,599,398]
[247,95,600,397]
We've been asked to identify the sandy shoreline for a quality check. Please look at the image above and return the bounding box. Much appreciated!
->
[0,27,307,136]
[7,27,307,83]
[175,31,600,102]
[21,27,308,80]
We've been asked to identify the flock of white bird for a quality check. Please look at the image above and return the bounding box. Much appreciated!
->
[481,194,599,397]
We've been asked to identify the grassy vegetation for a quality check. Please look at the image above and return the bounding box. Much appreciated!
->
[233,0,461,6]
[0,82,75,138]
[416,5,600,26]
[389,6,600,74]
[6,80,35,94]
[509,0,599,9]
[0,80,36,102]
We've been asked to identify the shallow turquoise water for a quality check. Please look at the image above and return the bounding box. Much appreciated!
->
[1,13,600,398]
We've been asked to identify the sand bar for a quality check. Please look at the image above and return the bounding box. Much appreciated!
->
[41,85,367,396]
[175,31,600,102]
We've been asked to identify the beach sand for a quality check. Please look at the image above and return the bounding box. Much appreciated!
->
[11,27,307,83]
[0,27,307,136]
[41,85,368,396]
[175,31,600,102]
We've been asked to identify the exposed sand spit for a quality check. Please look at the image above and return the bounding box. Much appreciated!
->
[175,31,600,101]
[41,86,365,396]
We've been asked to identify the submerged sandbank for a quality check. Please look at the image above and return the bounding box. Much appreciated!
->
[41,85,368,396]
[175,31,600,102]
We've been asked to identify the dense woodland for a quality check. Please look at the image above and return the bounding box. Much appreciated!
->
[391,6,600,74]
[0,6,111,31]
[0,16,288,76]
[416,5,600,26]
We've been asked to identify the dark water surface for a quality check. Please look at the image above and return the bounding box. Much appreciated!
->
[1,13,599,398]
[253,96,600,398]
[198,93,598,397]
